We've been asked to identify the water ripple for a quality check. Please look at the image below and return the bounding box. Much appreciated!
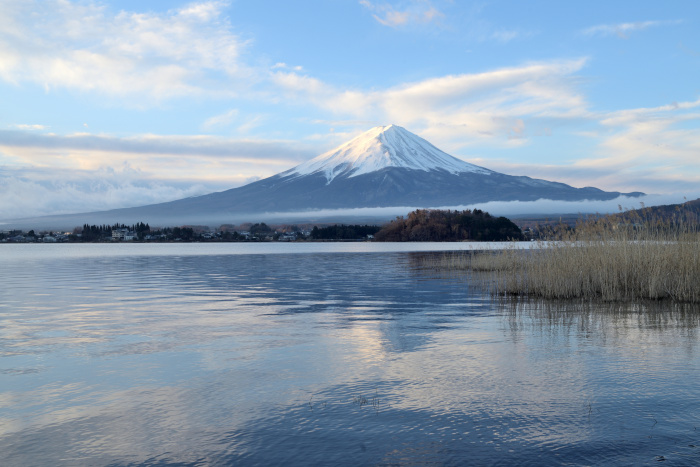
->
[0,247,699,465]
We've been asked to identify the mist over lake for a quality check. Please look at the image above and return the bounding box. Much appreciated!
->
[1,244,699,465]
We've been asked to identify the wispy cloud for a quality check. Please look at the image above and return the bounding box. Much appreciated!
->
[582,20,682,39]
[10,124,48,130]
[489,29,520,43]
[0,130,313,167]
[202,109,239,130]
[201,110,268,136]
[473,98,700,194]
[564,98,700,192]
[271,58,590,148]
[271,62,304,72]
[0,0,252,101]
[465,95,700,194]
[487,29,534,44]
[359,0,444,28]
[0,130,313,188]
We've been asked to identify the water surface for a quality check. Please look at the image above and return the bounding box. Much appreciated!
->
[1,244,699,465]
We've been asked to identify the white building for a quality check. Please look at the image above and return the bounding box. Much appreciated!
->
[112,229,136,241]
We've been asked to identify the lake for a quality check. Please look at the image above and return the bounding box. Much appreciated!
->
[1,243,699,466]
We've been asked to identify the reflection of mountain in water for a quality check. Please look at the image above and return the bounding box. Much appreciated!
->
[163,252,493,355]
[5,247,700,466]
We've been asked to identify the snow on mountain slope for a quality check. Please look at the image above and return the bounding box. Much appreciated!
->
[282,124,492,182]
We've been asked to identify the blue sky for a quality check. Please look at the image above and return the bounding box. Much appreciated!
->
[1,0,699,219]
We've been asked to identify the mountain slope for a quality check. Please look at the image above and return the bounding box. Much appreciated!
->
[8,124,644,228]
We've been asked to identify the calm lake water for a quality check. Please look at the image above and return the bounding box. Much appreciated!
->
[1,243,699,466]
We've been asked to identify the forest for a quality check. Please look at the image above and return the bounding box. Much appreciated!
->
[374,209,523,242]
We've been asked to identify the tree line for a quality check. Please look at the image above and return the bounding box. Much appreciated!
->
[310,224,381,240]
[5,210,526,243]
[79,222,150,241]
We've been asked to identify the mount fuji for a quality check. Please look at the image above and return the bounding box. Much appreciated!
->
[11,125,643,227]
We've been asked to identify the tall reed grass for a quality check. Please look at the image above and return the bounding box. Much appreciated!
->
[431,207,700,303]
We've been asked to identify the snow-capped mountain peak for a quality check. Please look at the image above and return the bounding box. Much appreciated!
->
[283,124,491,182]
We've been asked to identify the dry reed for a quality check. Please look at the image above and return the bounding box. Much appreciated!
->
[432,208,700,303]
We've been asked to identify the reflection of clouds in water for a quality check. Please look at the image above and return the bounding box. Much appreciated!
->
[2,251,700,464]
[1,251,483,463]
[343,324,389,365]
[1,384,252,465]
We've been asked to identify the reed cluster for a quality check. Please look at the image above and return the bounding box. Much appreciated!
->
[432,207,700,303]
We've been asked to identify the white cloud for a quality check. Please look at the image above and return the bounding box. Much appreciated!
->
[598,99,700,127]
[0,130,313,162]
[272,58,590,148]
[1,141,391,220]
[583,20,682,39]
[271,62,303,71]
[0,130,319,219]
[466,95,700,195]
[568,98,700,191]
[221,193,700,224]
[0,166,214,220]
[360,1,534,44]
[457,193,700,216]
[10,124,48,130]
[0,0,251,101]
[360,0,444,28]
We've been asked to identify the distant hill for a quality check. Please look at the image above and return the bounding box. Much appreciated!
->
[511,198,700,240]
[512,199,700,230]
[618,198,700,224]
